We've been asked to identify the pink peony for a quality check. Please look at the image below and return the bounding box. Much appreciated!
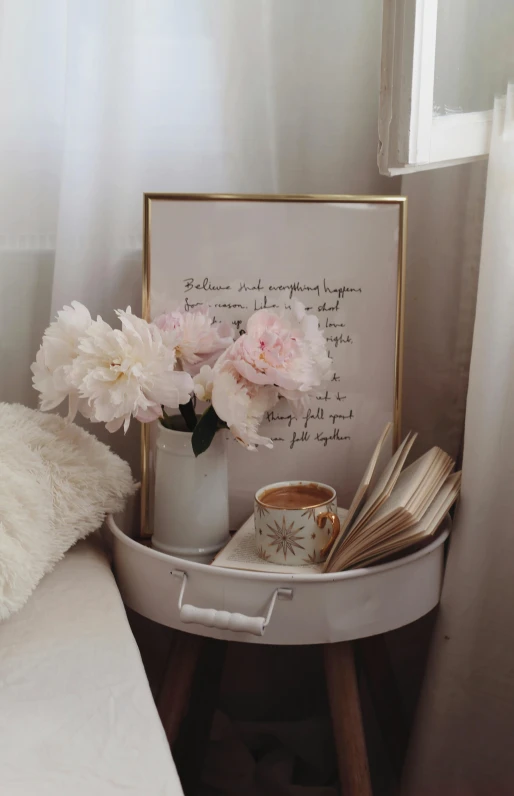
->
[192,303,331,450]
[216,302,332,411]
[154,305,233,375]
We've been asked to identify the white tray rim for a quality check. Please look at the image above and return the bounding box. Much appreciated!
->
[106,514,449,584]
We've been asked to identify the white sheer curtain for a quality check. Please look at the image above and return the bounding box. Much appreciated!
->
[403,86,514,795]
[0,0,390,468]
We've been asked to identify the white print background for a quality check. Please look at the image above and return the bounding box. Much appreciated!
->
[150,199,400,528]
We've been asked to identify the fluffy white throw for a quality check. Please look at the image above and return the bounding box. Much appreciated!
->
[0,403,137,620]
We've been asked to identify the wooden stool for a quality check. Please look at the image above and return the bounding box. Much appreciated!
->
[108,515,448,795]
[156,630,413,794]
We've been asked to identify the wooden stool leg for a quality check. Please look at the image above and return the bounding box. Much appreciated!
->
[324,641,373,796]
[174,638,227,795]
[357,634,408,782]
[157,630,203,747]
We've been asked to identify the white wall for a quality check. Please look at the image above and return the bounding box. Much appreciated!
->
[0,0,397,478]
[0,251,55,410]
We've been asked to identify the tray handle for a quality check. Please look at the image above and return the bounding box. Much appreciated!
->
[172,571,293,636]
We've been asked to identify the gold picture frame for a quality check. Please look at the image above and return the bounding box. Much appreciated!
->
[141,193,407,538]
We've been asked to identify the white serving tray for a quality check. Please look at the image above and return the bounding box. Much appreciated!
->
[107,515,449,646]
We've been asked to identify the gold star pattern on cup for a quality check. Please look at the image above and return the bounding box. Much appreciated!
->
[301,507,318,521]
[257,545,271,561]
[255,503,270,518]
[266,516,305,559]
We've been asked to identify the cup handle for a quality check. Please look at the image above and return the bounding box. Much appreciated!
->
[317,511,341,558]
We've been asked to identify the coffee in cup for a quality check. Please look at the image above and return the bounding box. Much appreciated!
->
[254,480,340,565]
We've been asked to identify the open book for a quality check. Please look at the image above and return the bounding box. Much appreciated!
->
[323,426,461,572]
[212,424,461,574]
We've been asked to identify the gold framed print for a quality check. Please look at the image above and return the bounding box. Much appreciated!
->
[141,193,406,537]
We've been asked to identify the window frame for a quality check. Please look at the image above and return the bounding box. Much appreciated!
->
[379,0,493,175]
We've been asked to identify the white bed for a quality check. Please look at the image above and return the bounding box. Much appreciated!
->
[0,537,183,796]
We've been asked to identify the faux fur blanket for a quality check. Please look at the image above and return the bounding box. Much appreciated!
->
[0,403,137,620]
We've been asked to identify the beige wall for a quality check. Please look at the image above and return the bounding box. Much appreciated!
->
[401,161,487,462]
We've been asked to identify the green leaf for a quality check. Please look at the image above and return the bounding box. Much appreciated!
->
[179,399,198,432]
[192,405,220,457]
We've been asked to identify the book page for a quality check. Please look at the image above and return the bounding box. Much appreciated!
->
[408,454,454,517]
[362,447,442,529]
[337,472,460,570]
[343,431,418,538]
[364,453,451,538]
[347,490,457,569]
[323,422,392,571]
[403,471,461,538]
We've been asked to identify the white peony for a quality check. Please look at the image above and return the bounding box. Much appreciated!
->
[278,303,332,413]
[31,301,92,420]
[291,300,333,381]
[193,365,215,402]
[69,308,193,433]
[154,305,234,375]
[211,367,278,450]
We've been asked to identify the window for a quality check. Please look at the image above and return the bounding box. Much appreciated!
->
[379,0,514,174]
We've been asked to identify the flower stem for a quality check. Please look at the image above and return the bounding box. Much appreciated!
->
[179,399,198,432]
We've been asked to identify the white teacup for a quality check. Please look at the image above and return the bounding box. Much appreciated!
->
[254,481,340,565]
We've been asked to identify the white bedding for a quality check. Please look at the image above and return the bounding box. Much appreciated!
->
[0,537,183,796]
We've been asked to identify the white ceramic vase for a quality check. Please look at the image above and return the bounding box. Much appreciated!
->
[152,420,230,563]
